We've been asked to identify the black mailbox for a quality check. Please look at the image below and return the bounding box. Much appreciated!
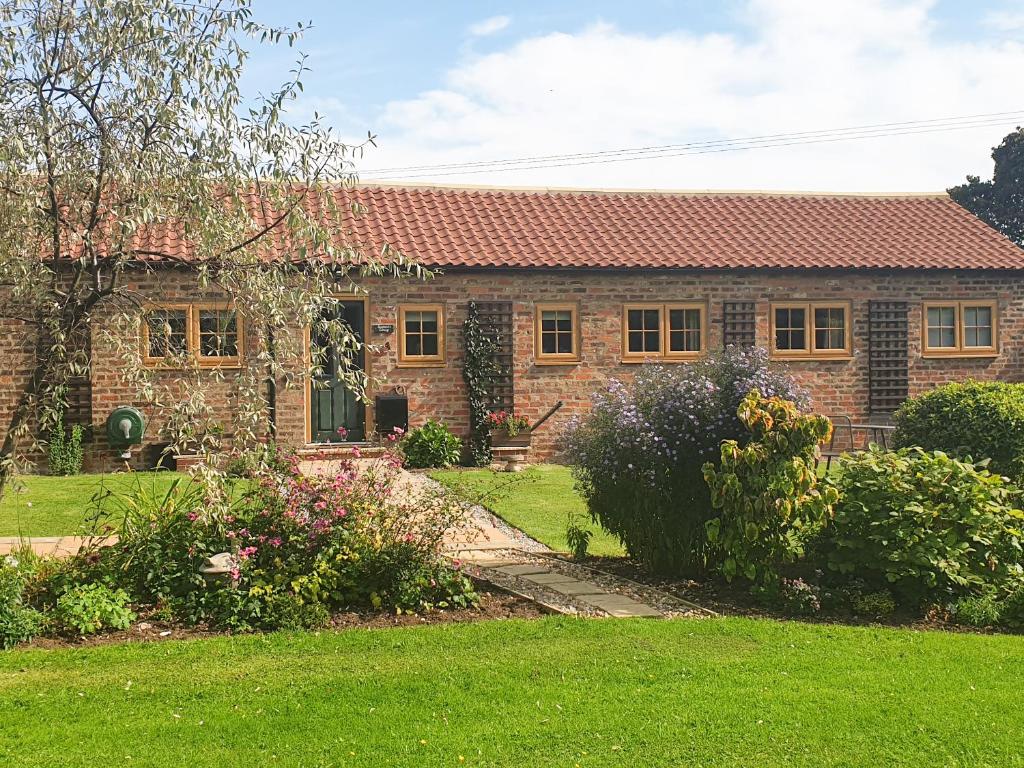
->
[375,393,408,436]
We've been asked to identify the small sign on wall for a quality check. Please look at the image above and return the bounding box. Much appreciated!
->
[372,323,395,335]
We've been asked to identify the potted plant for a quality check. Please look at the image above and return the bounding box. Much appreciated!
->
[486,410,532,448]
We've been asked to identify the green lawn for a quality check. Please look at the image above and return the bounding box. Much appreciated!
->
[0,472,185,537]
[1,616,1022,767]
[431,465,625,556]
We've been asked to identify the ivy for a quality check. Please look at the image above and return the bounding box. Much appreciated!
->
[461,302,505,467]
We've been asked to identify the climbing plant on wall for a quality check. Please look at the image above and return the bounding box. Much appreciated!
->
[462,302,505,466]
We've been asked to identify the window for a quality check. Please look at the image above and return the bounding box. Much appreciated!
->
[142,306,190,363]
[535,303,579,363]
[398,304,445,366]
[140,302,244,367]
[922,300,998,356]
[770,301,851,358]
[196,306,241,364]
[622,303,706,360]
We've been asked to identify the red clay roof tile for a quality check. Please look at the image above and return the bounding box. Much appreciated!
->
[333,185,1024,271]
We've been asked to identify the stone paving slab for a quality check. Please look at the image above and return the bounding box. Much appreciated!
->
[494,564,550,576]
[522,571,577,585]
[578,593,663,618]
[545,579,608,596]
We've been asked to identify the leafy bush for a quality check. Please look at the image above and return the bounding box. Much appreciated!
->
[0,555,44,649]
[893,381,1024,481]
[47,411,84,476]
[565,512,592,561]
[564,347,806,574]
[55,583,135,636]
[998,585,1024,629]
[704,392,837,584]
[850,590,897,619]
[953,593,1002,628]
[774,577,822,616]
[401,420,463,469]
[84,450,476,632]
[825,447,1024,602]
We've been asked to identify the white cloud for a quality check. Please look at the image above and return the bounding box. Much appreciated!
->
[984,10,1024,31]
[360,0,1024,192]
[468,15,510,37]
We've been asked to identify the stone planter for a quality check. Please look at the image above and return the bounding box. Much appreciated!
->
[489,428,532,472]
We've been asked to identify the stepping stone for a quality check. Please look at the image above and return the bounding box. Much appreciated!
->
[522,572,577,585]
[469,558,520,568]
[578,593,663,618]
[545,580,607,596]
[494,564,550,576]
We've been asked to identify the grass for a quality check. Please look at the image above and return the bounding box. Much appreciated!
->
[1,616,1022,767]
[431,464,625,556]
[0,472,185,537]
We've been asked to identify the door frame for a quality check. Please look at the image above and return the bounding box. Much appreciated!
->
[303,294,373,444]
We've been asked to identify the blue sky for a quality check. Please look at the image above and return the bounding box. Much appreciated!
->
[246,0,1024,191]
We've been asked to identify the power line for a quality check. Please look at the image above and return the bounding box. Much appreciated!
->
[362,110,1024,180]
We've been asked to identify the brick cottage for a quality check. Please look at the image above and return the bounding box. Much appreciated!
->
[6,184,1024,470]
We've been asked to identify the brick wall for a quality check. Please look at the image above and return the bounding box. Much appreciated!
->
[4,266,1024,471]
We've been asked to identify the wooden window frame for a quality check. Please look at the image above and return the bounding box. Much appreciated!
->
[770,301,852,360]
[535,303,580,365]
[921,300,998,358]
[397,303,447,368]
[664,303,708,360]
[192,302,244,368]
[621,302,707,362]
[141,303,193,367]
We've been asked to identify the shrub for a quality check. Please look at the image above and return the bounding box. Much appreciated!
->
[893,381,1024,481]
[565,513,592,561]
[703,392,837,584]
[772,577,822,616]
[0,555,44,649]
[563,347,806,574]
[825,447,1024,602]
[401,420,463,469]
[998,585,1024,629]
[47,411,84,476]
[851,590,897,619]
[87,450,476,631]
[953,593,1002,628]
[55,583,135,636]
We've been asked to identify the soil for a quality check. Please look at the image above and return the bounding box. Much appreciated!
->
[582,556,1017,635]
[22,586,545,650]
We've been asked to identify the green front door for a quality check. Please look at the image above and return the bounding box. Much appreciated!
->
[310,301,366,443]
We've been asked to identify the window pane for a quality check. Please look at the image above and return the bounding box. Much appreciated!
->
[963,306,993,348]
[643,329,660,352]
[641,309,658,329]
[147,309,187,357]
[775,328,790,350]
[790,329,805,350]
[421,334,438,356]
[628,330,644,353]
[542,333,556,354]
[556,311,572,332]
[405,312,422,334]
[627,309,643,331]
[556,332,573,354]
[420,312,438,334]
[541,311,556,333]
[406,334,422,356]
[198,310,238,357]
[964,327,978,348]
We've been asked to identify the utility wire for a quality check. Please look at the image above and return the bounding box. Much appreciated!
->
[363,110,1024,180]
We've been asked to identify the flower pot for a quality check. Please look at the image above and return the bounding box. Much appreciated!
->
[489,428,532,448]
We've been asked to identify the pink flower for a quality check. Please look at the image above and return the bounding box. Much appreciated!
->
[186,512,198,522]
[238,546,258,559]
[336,426,348,439]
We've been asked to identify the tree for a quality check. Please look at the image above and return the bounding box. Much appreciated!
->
[949,127,1024,247]
[0,0,420,498]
